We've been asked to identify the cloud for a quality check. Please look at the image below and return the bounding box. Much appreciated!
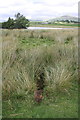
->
[0,0,79,21]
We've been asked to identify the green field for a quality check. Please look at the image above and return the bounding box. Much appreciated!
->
[30,22,79,27]
[2,29,78,118]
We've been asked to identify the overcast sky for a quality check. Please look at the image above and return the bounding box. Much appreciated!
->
[0,0,79,22]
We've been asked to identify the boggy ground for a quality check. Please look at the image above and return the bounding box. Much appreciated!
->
[2,29,78,118]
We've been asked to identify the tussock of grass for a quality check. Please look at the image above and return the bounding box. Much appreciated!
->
[2,29,78,98]
[2,29,78,118]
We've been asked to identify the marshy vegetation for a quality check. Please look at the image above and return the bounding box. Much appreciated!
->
[2,29,78,118]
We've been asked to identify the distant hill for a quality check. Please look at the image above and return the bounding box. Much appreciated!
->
[29,19,43,22]
[48,15,78,22]
[29,15,80,23]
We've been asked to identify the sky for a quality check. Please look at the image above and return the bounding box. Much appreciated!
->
[0,0,79,22]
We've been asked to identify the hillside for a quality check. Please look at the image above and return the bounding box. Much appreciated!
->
[48,15,78,22]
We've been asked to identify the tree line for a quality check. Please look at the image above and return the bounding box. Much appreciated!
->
[2,13,30,29]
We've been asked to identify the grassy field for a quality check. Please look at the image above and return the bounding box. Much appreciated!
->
[2,28,78,118]
[30,22,79,27]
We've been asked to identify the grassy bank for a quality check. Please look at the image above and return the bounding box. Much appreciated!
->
[2,29,78,118]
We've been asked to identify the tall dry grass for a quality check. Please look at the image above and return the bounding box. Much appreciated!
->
[2,29,78,99]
